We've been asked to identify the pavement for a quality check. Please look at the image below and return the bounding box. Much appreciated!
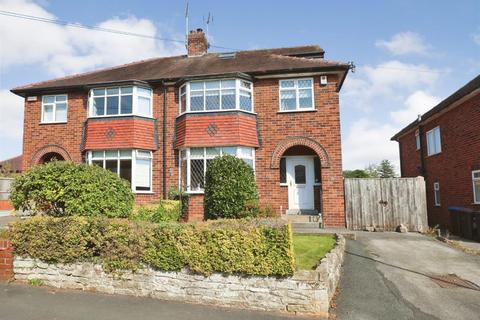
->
[333,232,480,320]
[0,282,314,320]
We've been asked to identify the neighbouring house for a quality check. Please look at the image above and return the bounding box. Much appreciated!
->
[392,74,480,230]
[0,155,22,175]
[11,29,349,227]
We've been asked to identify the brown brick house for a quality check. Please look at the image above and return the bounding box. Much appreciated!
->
[11,29,349,227]
[392,74,480,230]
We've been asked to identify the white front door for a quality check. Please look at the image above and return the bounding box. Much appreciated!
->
[287,156,314,210]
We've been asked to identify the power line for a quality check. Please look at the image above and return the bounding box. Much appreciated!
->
[0,10,239,51]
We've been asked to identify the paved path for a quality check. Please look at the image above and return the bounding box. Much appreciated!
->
[333,232,480,320]
[0,283,311,320]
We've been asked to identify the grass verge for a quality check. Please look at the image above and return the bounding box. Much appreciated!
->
[293,234,336,270]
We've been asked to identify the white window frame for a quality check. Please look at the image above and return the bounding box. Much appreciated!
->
[472,170,480,204]
[87,149,153,193]
[88,86,153,118]
[415,129,420,150]
[179,78,254,114]
[433,181,441,206]
[179,146,255,194]
[278,78,315,112]
[41,94,68,123]
[426,126,442,156]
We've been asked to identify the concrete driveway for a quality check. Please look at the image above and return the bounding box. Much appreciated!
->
[334,232,480,320]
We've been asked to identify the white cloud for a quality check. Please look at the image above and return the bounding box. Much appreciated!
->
[342,118,399,171]
[0,90,24,140]
[390,90,440,127]
[343,60,441,112]
[0,0,184,76]
[473,33,480,45]
[341,58,444,171]
[376,32,430,55]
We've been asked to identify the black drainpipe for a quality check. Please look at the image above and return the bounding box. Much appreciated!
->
[162,83,168,199]
[418,124,426,177]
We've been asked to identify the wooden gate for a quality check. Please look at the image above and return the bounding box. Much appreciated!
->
[345,177,428,232]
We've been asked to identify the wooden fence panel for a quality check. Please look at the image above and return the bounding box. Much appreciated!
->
[345,177,428,232]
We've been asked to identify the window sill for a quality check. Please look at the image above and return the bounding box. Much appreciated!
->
[277,109,317,114]
[186,190,204,195]
[88,114,154,120]
[280,183,288,187]
[40,121,67,125]
[134,191,154,194]
[427,152,442,157]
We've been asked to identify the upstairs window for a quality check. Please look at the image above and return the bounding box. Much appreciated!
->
[279,78,314,111]
[42,95,67,123]
[179,79,253,113]
[426,127,441,156]
[89,86,152,118]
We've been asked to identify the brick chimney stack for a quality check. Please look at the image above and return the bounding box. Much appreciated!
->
[187,28,209,57]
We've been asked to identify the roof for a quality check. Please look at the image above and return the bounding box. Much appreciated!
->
[391,74,480,141]
[11,45,350,96]
[0,155,23,173]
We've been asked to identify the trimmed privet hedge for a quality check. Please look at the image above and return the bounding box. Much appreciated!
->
[10,217,296,276]
[10,161,134,218]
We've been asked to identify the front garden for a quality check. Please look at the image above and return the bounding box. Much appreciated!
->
[3,156,343,315]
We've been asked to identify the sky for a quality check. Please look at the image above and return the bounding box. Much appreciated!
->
[0,0,479,172]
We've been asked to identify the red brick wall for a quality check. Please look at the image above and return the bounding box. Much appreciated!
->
[175,112,259,148]
[84,118,157,150]
[0,200,13,211]
[0,239,13,282]
[23,75,345,226]
[398,93,480,229]
[22,91,87,169]
[253,76,345,227]
[186,194,204,221]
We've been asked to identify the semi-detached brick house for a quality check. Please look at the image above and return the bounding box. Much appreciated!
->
[11,29,350,227]
[392,74,480,230]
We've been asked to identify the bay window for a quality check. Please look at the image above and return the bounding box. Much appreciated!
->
[42,95,68,123]
[179,146,255,192]
[279,78,314,111]
[179,79,253,113]
[87,149,152,192]
[89,86,152,117]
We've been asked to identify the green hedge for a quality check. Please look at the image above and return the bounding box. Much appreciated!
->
[204,155,258,220]
[10,217,295,277]
[131,200,182,223]
[10,161,134,218]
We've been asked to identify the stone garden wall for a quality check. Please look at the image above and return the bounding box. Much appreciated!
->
[13,235,345,316]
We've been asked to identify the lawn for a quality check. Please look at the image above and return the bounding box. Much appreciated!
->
[292,234,336,270]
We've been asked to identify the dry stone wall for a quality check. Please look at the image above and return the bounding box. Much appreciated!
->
[14,235,345,316]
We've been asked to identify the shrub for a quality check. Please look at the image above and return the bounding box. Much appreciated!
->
[131,200,182,223]
[10,217,295,277]
[244,200,278,218]
[204,155,258,220]
[168,186,189,219]
[10,161,134,218]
